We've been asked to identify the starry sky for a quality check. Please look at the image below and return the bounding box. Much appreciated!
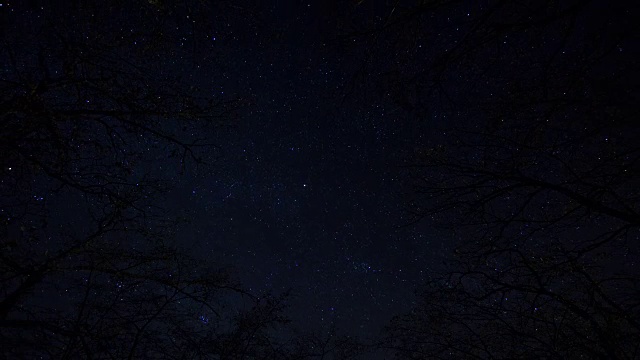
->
[0,0,448,341]
[164,3,441,335]
[3,0,636,344]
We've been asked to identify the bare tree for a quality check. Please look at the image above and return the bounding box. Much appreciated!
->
[381,118,640,358]
[335,1,640,359]
[0,3,299,359]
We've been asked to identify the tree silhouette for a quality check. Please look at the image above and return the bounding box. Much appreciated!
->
[381,118,639,358]
[0,3,299,358]
[338,1,640,359]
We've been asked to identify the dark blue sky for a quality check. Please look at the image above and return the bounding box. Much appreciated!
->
[164,2,443,335]
[4,1,635,348]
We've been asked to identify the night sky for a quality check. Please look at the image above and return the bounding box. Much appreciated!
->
[167,3,439,335]
[2,0,639,357]
[2,0,443,339]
